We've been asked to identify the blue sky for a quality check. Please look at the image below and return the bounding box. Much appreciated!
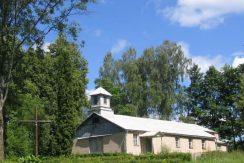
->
[46,0,244,90]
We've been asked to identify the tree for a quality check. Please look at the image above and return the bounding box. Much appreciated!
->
[154,41,190,119]
[3,36,88,156]
[50,36,88,155]
[6,113,33,157]
[99,53,120,85]
[198,67,225,131]
[119,48,143,116]
[137,47,160,117]
[183,64,244,149]
[179,64,203,122]
[236,64,244,149]
[4,48,49,157]
[184,66,228,133]
[236,74,244,149]
[0,0,93,159]
[97,41,190,119]
[95,78,127,114]
[220,66,240,147]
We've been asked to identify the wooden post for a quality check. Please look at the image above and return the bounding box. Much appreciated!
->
[20,108,51,156]
[35,108,38,156]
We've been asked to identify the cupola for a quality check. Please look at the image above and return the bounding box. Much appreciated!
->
[89,87,114,116]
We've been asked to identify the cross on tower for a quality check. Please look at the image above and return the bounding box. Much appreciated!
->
[20,108,51,156]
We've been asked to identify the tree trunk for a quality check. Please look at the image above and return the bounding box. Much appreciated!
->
[0,76,5,159]
[0,101,4,160]
[231,119,236,149]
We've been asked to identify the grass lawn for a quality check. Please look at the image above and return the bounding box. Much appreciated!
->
[2,151,244,163]
[193,151,244,163]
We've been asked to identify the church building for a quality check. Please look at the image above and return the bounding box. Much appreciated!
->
[72,87,227,155]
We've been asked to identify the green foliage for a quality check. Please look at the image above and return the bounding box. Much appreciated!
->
[4,151,244,163]
[194,151,244,163]
[19,155,41,163]
[0,0,94,158]
[4,152,192,163]
[5,113,33,157]
[49,36,88,155]
[182,64,244,149]
[4,36,88,157]
[95,78,127,114]
[97,41,190,119]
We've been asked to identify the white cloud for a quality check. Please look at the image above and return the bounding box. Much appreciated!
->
[178,41,190,57]
[161,0,244,29]
[42,42,51,52]
[33,42,51,52]
[192,55,226,72]
[85,89,94,100]
[94,29,102,37]
[111,39,130,54]
[232,55,244,68]
[178,41,226,72]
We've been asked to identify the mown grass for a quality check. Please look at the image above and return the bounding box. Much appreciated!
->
[2,151,244,163]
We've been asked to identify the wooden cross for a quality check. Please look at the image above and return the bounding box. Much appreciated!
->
[20,108,51,156]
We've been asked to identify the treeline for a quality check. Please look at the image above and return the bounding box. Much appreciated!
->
[5,37,88,157]
[183,64,244,150]
[96,40,244,150]
[4,38,244,158]
[0,0,94,159]
[96,41,190,119]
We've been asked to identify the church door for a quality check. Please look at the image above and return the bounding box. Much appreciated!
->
[89,137,103,153]
[145,138,152,153]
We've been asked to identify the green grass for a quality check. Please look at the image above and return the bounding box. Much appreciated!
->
[192,151,244,163]
[3,153,191,163]
[2,151,244,163]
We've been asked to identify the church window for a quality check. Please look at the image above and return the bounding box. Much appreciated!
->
[104,96,107,104]
[133,134,139,146]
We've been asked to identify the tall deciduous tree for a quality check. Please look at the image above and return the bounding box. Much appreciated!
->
[97,41,190,119]
[138,48,158,117]
[154,41,190,119]
[5,48,49,157]
[99,53,120,85]
[119,48,143,116]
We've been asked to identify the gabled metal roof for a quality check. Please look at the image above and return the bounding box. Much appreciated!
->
[96,113,216,139]
[90,87,112,96]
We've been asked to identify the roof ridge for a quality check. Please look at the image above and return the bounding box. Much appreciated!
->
[113,114,196,125]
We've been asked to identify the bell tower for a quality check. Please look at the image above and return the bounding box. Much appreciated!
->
[89,87,114,116]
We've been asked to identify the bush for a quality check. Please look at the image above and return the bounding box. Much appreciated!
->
[135,152,191,161]
[18,155,41,163]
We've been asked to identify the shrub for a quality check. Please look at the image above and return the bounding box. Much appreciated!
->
[18,155,41,163]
